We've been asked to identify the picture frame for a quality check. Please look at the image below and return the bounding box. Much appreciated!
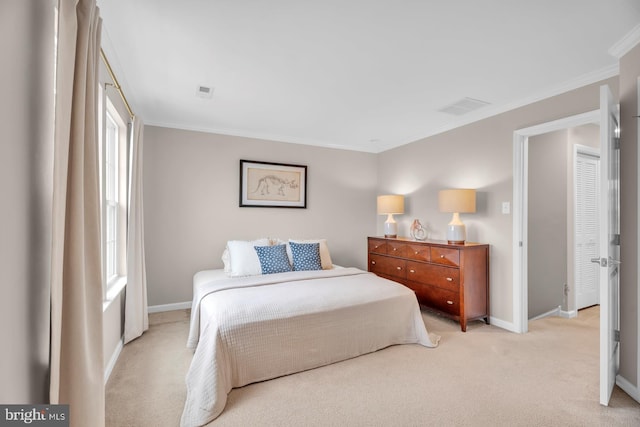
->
[239,159,307,208]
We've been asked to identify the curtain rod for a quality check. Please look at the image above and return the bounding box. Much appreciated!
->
[100,48,135,119]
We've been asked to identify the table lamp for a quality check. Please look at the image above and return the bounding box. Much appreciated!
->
[438,189,476,244]
[377,195,404,238]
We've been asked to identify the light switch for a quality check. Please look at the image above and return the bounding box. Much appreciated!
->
[502,202,510,214]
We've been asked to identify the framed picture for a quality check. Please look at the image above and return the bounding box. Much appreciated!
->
[239,160,307,208]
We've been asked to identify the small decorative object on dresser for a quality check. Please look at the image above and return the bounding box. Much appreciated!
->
[410,219,427,240]
[368,236,489,332]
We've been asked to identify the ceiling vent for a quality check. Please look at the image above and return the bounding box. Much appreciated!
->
[438,97,490,116]
[196,85,214,99]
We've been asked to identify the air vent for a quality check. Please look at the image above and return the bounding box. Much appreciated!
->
[196,85,214,99]
[438,97,490,116]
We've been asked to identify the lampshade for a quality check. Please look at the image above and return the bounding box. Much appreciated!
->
[438,189,476,213]
[377,195,405,215]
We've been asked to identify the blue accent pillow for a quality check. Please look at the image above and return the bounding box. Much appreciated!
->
[289,242,322,271]
[254,244,292,274]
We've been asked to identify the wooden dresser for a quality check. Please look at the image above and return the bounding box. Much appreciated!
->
[367,236,489,332]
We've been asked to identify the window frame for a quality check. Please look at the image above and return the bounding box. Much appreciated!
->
[99,84,128,302]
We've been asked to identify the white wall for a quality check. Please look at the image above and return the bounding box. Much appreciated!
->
[143,126,378,306]
[618,42,640,390]
[0,0,54,403]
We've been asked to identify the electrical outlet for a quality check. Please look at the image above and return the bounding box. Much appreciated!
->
[502,202,510,214]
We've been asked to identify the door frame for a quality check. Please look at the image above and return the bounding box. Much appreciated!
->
[512,109,600,333]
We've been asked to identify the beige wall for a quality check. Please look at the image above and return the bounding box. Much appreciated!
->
[0,0,54,403]
[528,129,568,318]
[619,43,640,388]
[143,127,378,305]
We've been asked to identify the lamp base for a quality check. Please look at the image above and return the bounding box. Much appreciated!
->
[384,218,398,238]
[446,223,466,245]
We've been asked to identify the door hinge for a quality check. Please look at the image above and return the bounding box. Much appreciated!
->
[614,329,620,342]
[612,234,621,246]
[614,137,621,150]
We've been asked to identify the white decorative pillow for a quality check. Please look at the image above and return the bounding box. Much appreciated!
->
[221,247,231,273]
[288,239,333,269]
[225,238,271,277]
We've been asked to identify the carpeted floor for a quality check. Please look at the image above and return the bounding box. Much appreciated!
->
[106,306,640,426]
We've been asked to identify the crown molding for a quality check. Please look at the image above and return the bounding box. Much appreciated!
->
[609,23,640,59]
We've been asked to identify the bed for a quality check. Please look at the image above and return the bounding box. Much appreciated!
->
[181,241,439,427]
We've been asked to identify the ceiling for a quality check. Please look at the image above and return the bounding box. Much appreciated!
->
[98,0,640,153]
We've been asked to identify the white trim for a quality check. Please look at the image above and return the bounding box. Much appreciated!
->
[104,338,123,384]
[147,301,191,313]
[102,277,126,312]
[488,316,518,333]
[636,77,640,402]
[560,310,577,319]
[530,306,561,321]
[512,131,528,333]
[616,375,640,404]
[608,23,640,59]
[513,110,600,333]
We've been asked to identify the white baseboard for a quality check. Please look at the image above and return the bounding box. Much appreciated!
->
[616,374,640,404]
[560,309,577,319]
[529,306,561,321]
[104,338,123,384]
[148,301,191,313]
[489,316,519,333]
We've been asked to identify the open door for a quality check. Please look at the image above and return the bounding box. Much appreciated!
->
[594,84,620,406]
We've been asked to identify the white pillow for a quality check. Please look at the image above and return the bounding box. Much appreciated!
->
[288,239,333,270]
[225,238,271,277]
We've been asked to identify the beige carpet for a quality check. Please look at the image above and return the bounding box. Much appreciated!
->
[106,307,640,426]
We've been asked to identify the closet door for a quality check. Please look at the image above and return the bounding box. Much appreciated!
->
[575,151,600,309]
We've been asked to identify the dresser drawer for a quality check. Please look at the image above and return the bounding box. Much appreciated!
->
[419,286,460,316]
[431,247,460,267]
[369,254,406,280]
[406,261,459,292]
[405,243,430,262]
[387,241,407,257]
[368,238,388,255]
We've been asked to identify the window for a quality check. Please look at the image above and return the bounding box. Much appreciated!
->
[99,85,128,301]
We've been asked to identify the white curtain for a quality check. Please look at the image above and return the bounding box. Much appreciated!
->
[124,116,149,343]
[50,0,104,426]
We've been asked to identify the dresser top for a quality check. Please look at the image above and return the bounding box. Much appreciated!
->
[369,236,488,248]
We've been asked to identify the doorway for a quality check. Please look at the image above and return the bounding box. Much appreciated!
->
[512,109,600,333]
[526,125,601,321]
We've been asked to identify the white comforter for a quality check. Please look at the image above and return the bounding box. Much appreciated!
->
[181,267,439,427]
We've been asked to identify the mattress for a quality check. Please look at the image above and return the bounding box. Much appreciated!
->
[181,267,439,426]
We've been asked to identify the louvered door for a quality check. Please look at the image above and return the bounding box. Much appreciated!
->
[575,151,600,309]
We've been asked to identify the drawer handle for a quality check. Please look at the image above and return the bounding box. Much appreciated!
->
[371,261,376,265]
[393,248,397,251]
[409,269,415,273]
[440,255,445,259]
[446,300,454,305]
[415,251,419,254]
[446,277,453,282]
[396,266,402,270]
